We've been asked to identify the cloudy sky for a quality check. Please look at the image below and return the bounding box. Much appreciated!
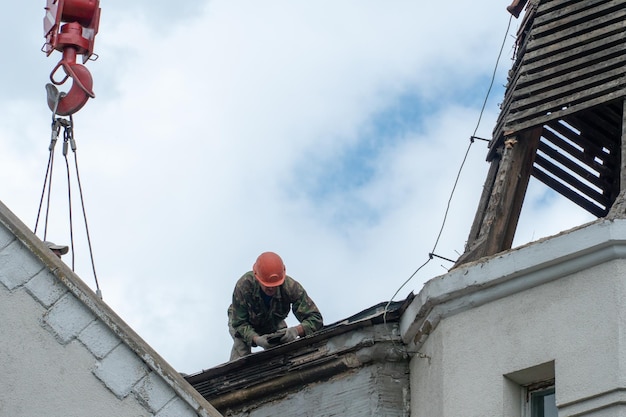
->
[1,1,595,374]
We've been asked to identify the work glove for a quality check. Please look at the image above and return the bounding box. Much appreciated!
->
[253,334,274,349]
[280,326,300,343]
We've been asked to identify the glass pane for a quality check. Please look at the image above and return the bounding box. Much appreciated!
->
[542,393,557,417]
[530,389,557,417]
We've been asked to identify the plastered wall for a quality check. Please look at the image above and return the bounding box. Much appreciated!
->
[0,219,217,417]
[410,259,626,416]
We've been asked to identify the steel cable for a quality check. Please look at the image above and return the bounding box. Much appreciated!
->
[35,113,102,298]
[384,14,514,316]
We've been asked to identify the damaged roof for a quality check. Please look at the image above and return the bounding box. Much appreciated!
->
[185,294,415,409]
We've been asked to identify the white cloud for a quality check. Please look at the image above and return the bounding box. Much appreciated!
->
[1,1,594,373]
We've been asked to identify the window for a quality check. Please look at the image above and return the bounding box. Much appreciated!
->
[526,383,557,417]
[504,362,556,417]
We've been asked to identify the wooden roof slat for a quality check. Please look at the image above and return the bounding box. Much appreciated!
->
[494,31,626,141]
[503,91,626,138]
[524,21,626,66]
[533,0,601,18]
[532,0,624,40]
[545,119,618,161]
[534,154,611,206]
[527,5,626,54]
[540,129,614,178]
[515,43,626,91]
[565,115,620,155]
[518,31,626,80]
[492,96,626,160]
[494,33,626,130]
[505,79,626,131]
[512,55,626,105]
[536,141,612,191]
[572,106,623,140]
[596,104,624,129]
[532,166,608,217]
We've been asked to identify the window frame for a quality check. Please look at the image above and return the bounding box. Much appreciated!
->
[524,379,556,417]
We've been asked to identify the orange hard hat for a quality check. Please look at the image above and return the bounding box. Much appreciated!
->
[253,252,286,287]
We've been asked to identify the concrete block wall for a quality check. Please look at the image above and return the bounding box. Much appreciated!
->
[0,219,217,417]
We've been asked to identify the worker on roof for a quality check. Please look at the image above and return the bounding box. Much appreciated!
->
[44,241,69,258]
[228,251,323,361]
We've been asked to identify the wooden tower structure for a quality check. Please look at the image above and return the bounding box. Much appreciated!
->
[456,0,626,266]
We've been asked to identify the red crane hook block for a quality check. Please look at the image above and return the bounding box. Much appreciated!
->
[43,0,100,60]
[47,22,95,115]
[43,0,100,115]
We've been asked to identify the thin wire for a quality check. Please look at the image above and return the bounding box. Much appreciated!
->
[35,114,102,298]
[386,258,431,312]
[69,117,102,297]
[34,150,54,234]
[36,88,63,235]
[63,133,76,271]
[432,14,513,255]
[42,150,55,241]
[74,152,101,295]
[430,141,473,254]
[384,14,514,313]
[472,14,513,139]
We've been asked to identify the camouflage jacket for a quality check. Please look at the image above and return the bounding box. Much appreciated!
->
[228,272,323,345]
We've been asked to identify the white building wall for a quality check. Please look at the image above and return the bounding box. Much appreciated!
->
[0,283,150,416]
[0,204,221,417]
[403,220,626,417]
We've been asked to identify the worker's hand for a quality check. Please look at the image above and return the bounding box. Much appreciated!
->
[253,334,274,350]
[280,326,300,343]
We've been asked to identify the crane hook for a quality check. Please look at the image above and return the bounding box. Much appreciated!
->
[48,57,95,116]
[43,0,101,115]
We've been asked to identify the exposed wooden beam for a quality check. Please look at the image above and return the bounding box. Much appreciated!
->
[455,128,542,266]
[464,154,501,248]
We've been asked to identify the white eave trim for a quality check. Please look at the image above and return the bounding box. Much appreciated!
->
[400,219,626,350]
